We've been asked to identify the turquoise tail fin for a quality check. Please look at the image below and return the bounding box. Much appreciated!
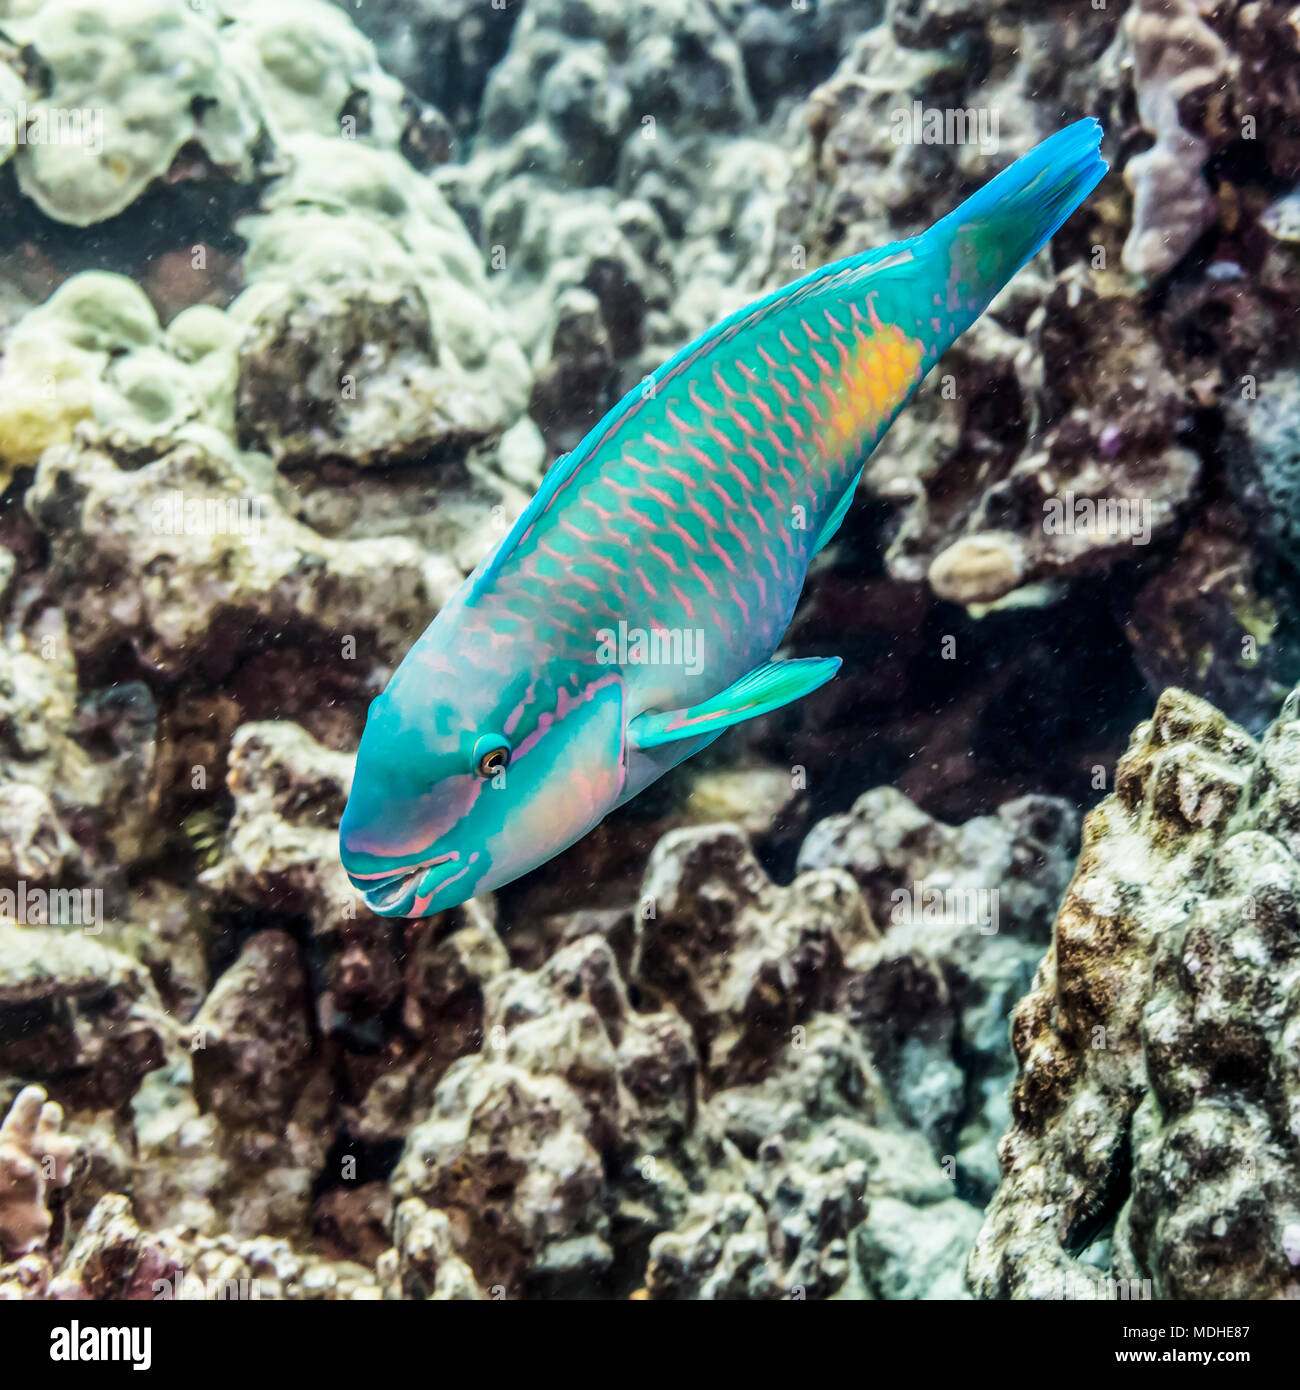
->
[923,118,1108,322]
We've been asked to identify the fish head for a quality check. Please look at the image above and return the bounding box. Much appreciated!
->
[339,636,628,917]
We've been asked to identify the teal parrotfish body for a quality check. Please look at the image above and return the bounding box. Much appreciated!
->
[340,120,1108,917]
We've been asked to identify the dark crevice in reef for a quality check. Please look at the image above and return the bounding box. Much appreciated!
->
[312,1133,405,1201]
[0,156,260,317]
[1065,1128,1133,1260]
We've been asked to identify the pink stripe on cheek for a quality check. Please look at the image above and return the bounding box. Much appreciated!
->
[349,850,458,882]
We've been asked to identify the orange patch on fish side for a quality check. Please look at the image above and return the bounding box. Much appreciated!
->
[822,325,924,456]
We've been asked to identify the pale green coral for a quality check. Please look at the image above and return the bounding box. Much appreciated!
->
[217,0,406,146]
[4,0,261,226]
[0,273,242,475]
[233,133,531,433]
[0,0,412,227]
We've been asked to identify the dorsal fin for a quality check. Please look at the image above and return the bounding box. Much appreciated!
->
[464,450,576,603]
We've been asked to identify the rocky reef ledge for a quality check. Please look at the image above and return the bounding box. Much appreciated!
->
[972,683,1300,1300]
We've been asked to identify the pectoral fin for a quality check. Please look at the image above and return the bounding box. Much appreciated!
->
[814,468,862,555]
[628,657,841,750]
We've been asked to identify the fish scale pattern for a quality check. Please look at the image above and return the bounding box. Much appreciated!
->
[479,255,937,697]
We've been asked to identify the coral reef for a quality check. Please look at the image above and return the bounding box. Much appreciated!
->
[0,0,1296,1303]
[770,0,1300,743]
[390,805,1075,1298]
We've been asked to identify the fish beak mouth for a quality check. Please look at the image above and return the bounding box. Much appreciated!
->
[363,867,426,915]
[355,855,461,917]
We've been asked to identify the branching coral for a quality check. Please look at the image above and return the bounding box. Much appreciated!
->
[0,1086,76,1259]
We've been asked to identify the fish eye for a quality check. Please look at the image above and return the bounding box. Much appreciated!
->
[472,734,511,778]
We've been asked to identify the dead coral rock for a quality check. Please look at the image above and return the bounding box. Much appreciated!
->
[390,813,1036,1300]
[797,787,1079,1193]
[312,1182,393,1266]
[854,1194,983,1300]
[0,922,177,1112]
[200,721,359,935]
[968,684,1300,1299]
[1124,503,1297,734]
[343,900,510,1146]
[0,1085,76,1260]
[889,273,1197,606]
[692,1015,880,1301]
[395,1058,609,1298]
[1121,0,1232,281]
[394,933,700,1297]
[633,824,873,1086]
[126,927,332,1245]
[378,1197,482,1301]
[797,786,1079,943]
[0,610,161,882]
[644,1191,782,1300]
[488,934,699,1156]
[191,931,321,1133]
[26,432,455,682]
[236,279,502,468]
[764,1,1300,742]
[0,783,77,884]
[59,1193,380,1301]
[186,931,332,1239]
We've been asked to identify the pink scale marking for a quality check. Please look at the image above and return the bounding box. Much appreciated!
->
[723,513,755,556]
[688,558,720,598]
[703,477,737,512]
[646,539,681,575]
[665,516,703,553]
[712,363,740,398]
[688,380,722,418]
[678,438,720,472]
[707,534,739,575]
[724,458,755,495]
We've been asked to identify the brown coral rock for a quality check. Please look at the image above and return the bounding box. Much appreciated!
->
[970,684,1300,1299]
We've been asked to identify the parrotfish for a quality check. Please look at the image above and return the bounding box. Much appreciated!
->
[340,120,1107,917]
